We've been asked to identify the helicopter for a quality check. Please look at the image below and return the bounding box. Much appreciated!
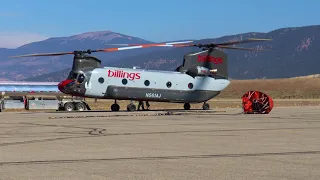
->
[10,38,271,111]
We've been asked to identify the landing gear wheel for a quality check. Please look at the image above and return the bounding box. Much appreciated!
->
[75,102,86,111]
[111,104,120,111]
[64,102,74,112]
[127,103,136,111]
[202,103,210,110]
[184,103,191,110]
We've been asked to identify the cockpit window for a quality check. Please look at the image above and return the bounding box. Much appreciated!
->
[77,74,85,83]
[68,72,78,80]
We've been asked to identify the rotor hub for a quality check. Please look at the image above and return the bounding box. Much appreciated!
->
[73,49,94,55]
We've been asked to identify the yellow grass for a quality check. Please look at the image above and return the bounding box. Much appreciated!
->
[218,77,320,99]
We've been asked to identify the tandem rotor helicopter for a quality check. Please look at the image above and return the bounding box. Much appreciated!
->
[10,38,271,111]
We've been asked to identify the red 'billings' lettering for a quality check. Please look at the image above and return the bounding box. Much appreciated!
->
[197,54,223,64]
[108,70,141,80]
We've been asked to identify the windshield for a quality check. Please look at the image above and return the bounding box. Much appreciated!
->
[67,72,85,83]
[68,72,78,80]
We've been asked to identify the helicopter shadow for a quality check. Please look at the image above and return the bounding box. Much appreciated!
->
[43,109,244,117]
[48,109,215,114]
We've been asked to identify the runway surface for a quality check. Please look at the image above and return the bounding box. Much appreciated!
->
[0,106,320,180]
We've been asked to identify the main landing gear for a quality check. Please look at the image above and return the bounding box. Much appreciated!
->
[127,100,136,111]
[111,99,120,111]
[183,102,210,110]
[183,103,191,110]
[202,102,210,110]
[110,99,137,112]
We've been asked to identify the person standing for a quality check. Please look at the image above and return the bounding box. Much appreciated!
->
[138,100,145,110]
[145,101,150,110]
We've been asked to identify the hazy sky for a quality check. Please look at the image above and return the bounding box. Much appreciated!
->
[0,0,319,48]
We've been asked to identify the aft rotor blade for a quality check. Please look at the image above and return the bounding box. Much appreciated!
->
[129,38,272,48]
[149,44,195,47]
[137,38,273,49]
[216,38,272,46]
[217,45,270,51]
[10,51,75,58]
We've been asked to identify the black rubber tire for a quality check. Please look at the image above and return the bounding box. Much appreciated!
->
[111,104,120,111]
[75,102,86,111]
[202,103,210,110]
[127,104,136,111]
[184,103,191,110]
[64,102,75,111]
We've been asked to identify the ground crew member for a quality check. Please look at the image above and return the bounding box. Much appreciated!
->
[146,101,150,110]
[137,100,145,110]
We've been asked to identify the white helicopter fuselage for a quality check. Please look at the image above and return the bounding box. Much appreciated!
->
[83,66,230,103]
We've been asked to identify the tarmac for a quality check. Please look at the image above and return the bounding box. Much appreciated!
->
[0,106,319,180]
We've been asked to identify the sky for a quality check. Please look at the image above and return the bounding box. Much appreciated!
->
[0,0,319,48]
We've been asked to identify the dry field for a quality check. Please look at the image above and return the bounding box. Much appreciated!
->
[86,76,320,110]
[218,76,320,99]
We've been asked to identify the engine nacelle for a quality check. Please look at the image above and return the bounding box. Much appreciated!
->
[186,66,218,78]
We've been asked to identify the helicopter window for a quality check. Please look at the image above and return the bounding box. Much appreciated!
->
[77,74,85,83]
[68,72,78,80]
[122,78,128,85]
[144,80,150,86]
[166,81,172,88]
[73,73,78,78]
[98,77,104,84]
[188,83,193,89]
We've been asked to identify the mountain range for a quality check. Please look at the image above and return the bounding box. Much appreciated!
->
[0,25,319,82]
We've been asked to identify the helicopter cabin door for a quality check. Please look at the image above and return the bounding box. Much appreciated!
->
[85,74,109,98]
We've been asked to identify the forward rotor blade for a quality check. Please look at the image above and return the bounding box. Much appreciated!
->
[9,44,169,58]
[9,41,195,58]
[104,40,194,47]
[94,43,197,52]
[94,45,168,52]
[10,51,75,58]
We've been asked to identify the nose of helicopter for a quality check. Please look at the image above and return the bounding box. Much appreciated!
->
[58,79,75,94]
